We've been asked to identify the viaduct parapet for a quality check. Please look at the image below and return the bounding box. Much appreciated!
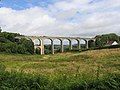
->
[16,36,95,55]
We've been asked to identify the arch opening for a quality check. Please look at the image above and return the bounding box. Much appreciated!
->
[44,38,53,54]
[35,47,41,54]
[88,40,95,48]
[80,39,86,49]
[53,39,62,53]
[32,38,41,46]
[71,39,79,50]
[32,38,42,54]
[63,39,70,52]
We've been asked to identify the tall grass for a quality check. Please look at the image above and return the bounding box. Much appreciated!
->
[0,48,120,90]
[0,66,119,90]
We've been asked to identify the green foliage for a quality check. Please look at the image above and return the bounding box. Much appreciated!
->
[0,27,2,33]
[0,32,20,42]
[44,45,52,54]
[44,45,70,54]
[119,36,120,43]
[72,74,120,90]
[0,31,34,54]
[95,33,119,47]
[0,71,49,90]
[0,37,10,43]
[17,44,27,54]
[0,63,6,72]
[18,38,34,54]
[0,42,18,53]
[0,70,119,90]
[35,48,41,54]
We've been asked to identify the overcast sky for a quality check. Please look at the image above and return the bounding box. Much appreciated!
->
[0,0,120,37]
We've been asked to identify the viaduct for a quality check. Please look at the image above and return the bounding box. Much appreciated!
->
[16,36,95,55]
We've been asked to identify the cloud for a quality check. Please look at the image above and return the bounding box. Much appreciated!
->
[0,7,56,35]
[0,0,120,37]
[81,11,120,29]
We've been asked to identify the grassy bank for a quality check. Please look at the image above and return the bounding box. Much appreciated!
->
[0,48,120,89]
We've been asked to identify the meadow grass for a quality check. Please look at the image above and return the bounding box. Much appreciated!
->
[0,48,120,90]
[0,48,119,75]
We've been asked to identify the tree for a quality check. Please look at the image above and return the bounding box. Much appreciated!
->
[119,36,120,44]
[18,38,34,54]
[0,27,2,33]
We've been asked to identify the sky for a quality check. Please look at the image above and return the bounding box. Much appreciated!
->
[0,0,120,37]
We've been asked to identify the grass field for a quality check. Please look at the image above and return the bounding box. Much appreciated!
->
[0,48,120,75]
[0,48,120,89]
